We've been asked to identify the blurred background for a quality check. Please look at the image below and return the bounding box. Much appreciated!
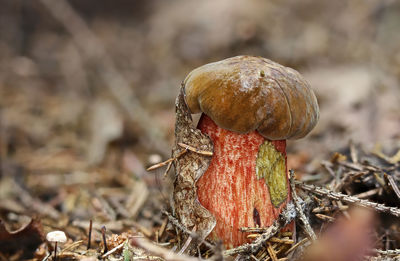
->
[0,0,400,257]
[1,0,400,162]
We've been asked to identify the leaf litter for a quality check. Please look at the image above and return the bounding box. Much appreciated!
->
[1,1,400,260]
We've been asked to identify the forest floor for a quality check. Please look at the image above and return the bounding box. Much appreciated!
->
[0,0,400,260]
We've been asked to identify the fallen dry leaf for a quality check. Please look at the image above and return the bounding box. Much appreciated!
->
[0,218,45,259]
[172,87,216,242]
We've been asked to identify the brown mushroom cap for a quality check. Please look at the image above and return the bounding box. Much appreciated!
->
[184,55,319,140]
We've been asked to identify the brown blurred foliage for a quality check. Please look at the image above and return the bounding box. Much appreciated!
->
[1,0,399,164]
[300,207,377,261]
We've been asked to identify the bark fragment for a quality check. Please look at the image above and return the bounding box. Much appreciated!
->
[172,86,215,240]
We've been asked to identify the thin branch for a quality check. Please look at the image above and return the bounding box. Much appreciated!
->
[315,213,335,222]
[147,143,212,171]
[223,203,296,256]
[284,237,309,256]
[289,170,317,241]
[147,149,187,171]
[223,220,281,256]
[386,174,400,200]
[178,226,197,255]
[130,237,199,261]
[177,143,213,156]
[373,248,400,256]
[266,242,278,261]
[161,210,215,250]
[101,242,124,258]
[163,161,173,177]
[295,180,400,217]
[240,227,279,233]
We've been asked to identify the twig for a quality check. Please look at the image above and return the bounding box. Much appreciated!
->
[158,218,168,238]
[315,213,335,222]
[295,180,400,217]
[162,210,197,239]
[130,237,199,261]
[385,174,400,200]
[223,220,281,256]
[224,220,280,256]
[163,161,173,177]
[223,203,296,256]
[178,226,197,254]
[284,237,309,256]
[240,227,279,233]
[12,179,60,219]
[269,237,294,245]
[60,240,83,254]
[312,205,348,213]
[373,248,400,256]
[338,161,364,171]
[334,170,369,192]
[177,143,213,156]
[147,158,176,171]
[250,254,260,261]
[109,197,131,219]
[132,256,164,260]
[147,150,187,171]
[289,170,317,241]
[42,252,52,261]
[266,243,278,261]
[161,211,215,250]
[321,161,336,177]
[372,144,400,165]
[353,188,380,199]
[93,193,117,220]
[349,140,359,163]
[148,143,212,171]
[262,242,287,261]
[101,242,124,258]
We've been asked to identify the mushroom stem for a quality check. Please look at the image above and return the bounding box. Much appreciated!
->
[54,242,58,260]
[196,114,292,248]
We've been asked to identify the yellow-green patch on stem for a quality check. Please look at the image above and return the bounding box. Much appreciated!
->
[256,141,288,207]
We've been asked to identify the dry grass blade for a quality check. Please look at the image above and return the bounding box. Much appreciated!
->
[147,157,176,171]
[353,188,380,199]
[177,143,213,156]
[147,149,187,171]
[372,144,400,165]
[289,170,317,241]
[385,174,400,200]
[101,242,125,258]
[267,242,278,261]
[284,237,309,255]
[315,214,335,222]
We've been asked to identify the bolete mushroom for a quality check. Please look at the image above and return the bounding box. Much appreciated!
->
[183,55,319,247]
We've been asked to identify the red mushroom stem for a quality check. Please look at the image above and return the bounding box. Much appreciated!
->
[196,114,292,248]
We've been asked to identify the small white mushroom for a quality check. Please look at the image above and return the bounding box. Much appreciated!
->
[148,154,162,165]
[46,230,67,243]
[46,230,67,260]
